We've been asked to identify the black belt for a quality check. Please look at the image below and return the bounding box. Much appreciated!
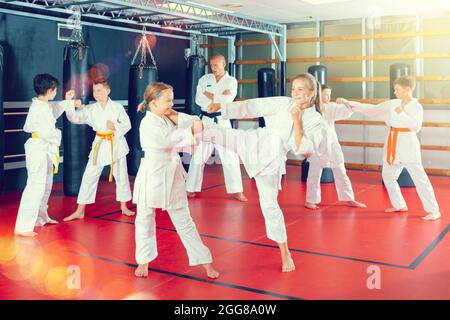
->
[199,110,221,124]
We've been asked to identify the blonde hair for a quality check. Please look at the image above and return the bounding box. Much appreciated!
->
[393,76,416,91]
[291,73,322,114]
[137,82,173,112]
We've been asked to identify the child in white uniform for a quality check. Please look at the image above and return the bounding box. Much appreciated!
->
[338,76,440,221]
[133,82,219,279]
[304,84,366,209]
[205,74,336,272]
[14,74,76,237]
[209,74,366,211]
[63,79,134,222]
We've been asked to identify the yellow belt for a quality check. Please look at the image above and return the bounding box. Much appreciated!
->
[93,131,115,182]
[31,132,60,174]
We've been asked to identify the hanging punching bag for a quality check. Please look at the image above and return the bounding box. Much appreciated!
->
[185,55,205,115]
[307,65,327,86]
[302,64,334,183]
[63,43,92,196]
[386,63,415,187]
[0,44,4,192]
[127,65,158,176]
[257,68,276,128]
[257,68,276,97]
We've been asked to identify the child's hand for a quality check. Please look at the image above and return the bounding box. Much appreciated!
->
[222,89,231,95]
[65,90,75,100]
[395,106,403,114]
[336,97,352,109]
[74,99,82,109]
[207,103,221,113]
[106,120,116,131]
[336,97,348,104]
[167,109,179,125]
[291,106,302,120]
[191,120,204,135]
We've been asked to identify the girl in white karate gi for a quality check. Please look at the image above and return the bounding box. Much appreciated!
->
[205,73,333,272]
[303,84,366,210]
[133,82,219,279]
[63,79,134,222]
[14,74,76,237]
[338,76,440,221]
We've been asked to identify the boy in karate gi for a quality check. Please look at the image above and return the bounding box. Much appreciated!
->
[14,74,76,237]
[338,76,440,221]
[304,84,366,209]
[63,78,134,222]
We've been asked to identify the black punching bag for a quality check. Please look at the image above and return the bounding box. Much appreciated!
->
[303,64,334,183]
[308,65,327,86]
[127,65,158,176]
[0,44,4,192]
[185,55,205,115]
[257,68,277,128]
[63,44,92,196]
[386,63,415,187]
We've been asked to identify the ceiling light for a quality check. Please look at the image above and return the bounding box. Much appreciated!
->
[221,3,244,9]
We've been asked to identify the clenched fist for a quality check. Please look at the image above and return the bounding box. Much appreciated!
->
[65,90,75,100]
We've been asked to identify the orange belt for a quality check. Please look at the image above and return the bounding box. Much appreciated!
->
[386,127,411,165]
[92,131,115,182]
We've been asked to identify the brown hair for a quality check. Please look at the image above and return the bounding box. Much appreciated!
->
[93,77,111,90]
[137,82,173,112]
[291,73,322,114]
[393,76,416,91]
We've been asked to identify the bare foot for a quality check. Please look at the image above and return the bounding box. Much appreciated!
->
[187,192,196,198]
[121,208,135,217]
[134,263,149,278]
[347,200,366,208]
[305,202,320,210]
[385,207,408,213]
[14,231,38,237]
[203,263,220,279]
[281,255,295,273]
[422,212,441,221]
[232,192,248,202]
[63,211,85,222]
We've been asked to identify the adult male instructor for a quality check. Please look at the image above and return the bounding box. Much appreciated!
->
[186,53,247,202]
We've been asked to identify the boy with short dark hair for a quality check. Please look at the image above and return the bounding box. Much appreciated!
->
[14,73,76,237]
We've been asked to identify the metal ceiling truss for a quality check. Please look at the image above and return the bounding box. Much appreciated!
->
[0,0,287,59]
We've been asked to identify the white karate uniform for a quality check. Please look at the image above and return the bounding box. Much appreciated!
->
[201,97,325,243]
[186,72,244,194]
[351,99,439,214]
[15,98,74,233]
[306,103,356,204]
[133,111,212,266]
[65,98,132,204]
